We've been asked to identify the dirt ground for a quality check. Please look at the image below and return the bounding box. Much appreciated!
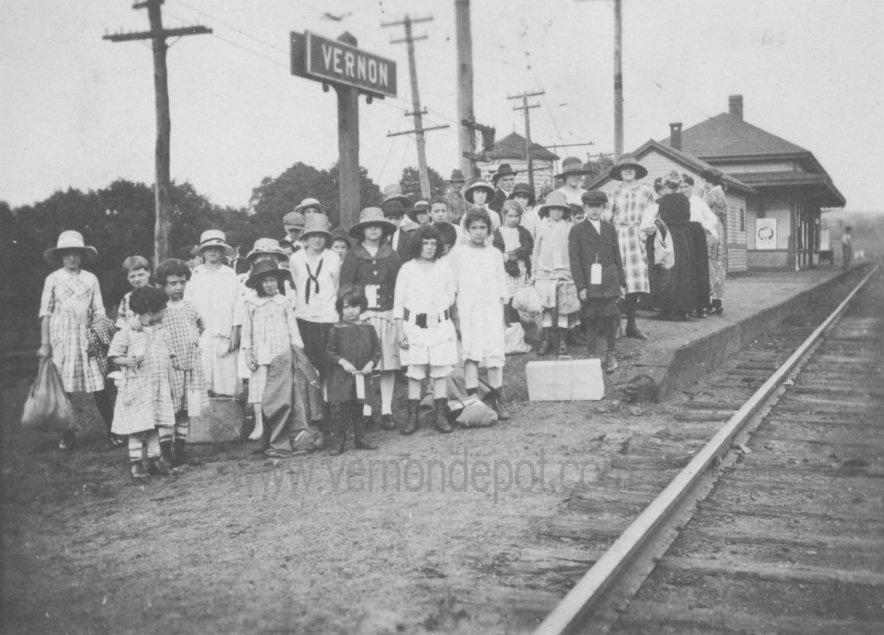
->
[0,336,660,635]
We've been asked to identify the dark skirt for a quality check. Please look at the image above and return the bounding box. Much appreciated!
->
[655,222,708,313]
[296,319,333,380]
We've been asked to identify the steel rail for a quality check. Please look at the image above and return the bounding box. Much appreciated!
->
[535,265,879,635]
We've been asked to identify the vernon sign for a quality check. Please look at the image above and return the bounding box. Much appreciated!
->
[291,31,397,99]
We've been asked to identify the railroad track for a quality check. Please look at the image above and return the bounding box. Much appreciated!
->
[531,264,882,634]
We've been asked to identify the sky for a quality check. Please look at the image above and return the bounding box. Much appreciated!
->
[2,0,882,212]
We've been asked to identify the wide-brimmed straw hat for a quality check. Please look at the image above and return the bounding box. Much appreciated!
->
[197,229,235,257]
[491,163,518,183]
[380,184,411,211]
[556,156,592,179]
[508,182,535,206]
[246,260,290,290]
[43,230,98,264]
[463,180,495,204]
[293,197,328,215]
[609,154,648,181]
[349,207,397,239]
[246,238,287,263]
[301,214,332,244]
[537,192,572,219]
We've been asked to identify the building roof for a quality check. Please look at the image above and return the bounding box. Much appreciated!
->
[731,171,846,207]
[584,138,757,194]
[486,131,559,161]
[661,112,809,159]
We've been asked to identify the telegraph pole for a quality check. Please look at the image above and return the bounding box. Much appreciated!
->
[383,14,448,198]
[104,0,211,264]
[613,0,623,157]
[455,0,476,178]
[508,90,544,192]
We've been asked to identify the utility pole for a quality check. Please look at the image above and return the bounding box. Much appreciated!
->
[508,90,544,192]
[613,0,623,157]
[104,0,211,264]
[383,14,448,198]
[455,0,476,178]
[577,0,624,157]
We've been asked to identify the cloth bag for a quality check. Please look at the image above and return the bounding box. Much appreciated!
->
[504,323,532,354]
[512,285,543,315]
[454,397,497,428]
[654,221,675,269]
[21,358,75,429]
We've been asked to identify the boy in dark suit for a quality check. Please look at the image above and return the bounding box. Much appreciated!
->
[569,190,627,372]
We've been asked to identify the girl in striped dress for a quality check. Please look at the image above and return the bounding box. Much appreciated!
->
[242,260,304,443]
[38,231,115,450]
[108,286,175,479]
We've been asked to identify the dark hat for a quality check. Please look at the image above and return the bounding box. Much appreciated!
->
[508,182,535,206]
[448,169,466,183]
[700,167,723,185]
[556,156,592,179]
[380,184,411,211]
[329,226,351,247]
[609,154,648,181]
[491,163,518,183]
[581,189,608,206]
[349,207,397,239]
[537,192,572,219]
[464,180,495,203]
[246,260,290,289]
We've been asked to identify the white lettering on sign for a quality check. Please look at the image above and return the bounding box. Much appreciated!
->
[368,59,377,83]
[379,63,387,86]
[303,32,397,98]
[333,48,343,73]
[357,56,367,81]
[345,51,355,77]
[322,44,334,70]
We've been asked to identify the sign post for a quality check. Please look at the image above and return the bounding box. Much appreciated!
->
[291,31,397,228]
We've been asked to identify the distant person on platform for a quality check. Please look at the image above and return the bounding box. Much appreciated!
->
[556,156,591,206]
[842,226,853,270]
[380,184,418,262]
[489,163,518,215]
[679,174,717,317]
[443,169,470,223]
[509,182,539,237]
[608,154,658,340]
[701,168,728,315]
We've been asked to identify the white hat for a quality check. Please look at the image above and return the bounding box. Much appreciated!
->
[43,230,98,264]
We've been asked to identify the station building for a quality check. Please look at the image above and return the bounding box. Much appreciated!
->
[587,95,846,272]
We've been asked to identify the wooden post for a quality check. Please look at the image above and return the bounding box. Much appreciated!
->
[336,32,361,228]
[613,0,624,158]
[146,0,171,265]
[403,17,431,198]
[103,1,211,265]
[455,0,475,179]
[508,90,544,193]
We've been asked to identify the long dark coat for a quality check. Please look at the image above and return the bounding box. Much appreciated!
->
[569,219,626,299]
[325,320,381,405]
[340,242,402,311]
[655,194,709,313]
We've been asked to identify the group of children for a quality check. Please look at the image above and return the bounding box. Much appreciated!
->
[38,179,628,475]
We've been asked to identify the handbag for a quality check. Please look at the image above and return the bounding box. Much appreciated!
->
[654,220,674,270]
[512,285,543,315]
[21,358,75,429]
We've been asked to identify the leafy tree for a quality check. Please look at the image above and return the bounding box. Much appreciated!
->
[399,166,446,201]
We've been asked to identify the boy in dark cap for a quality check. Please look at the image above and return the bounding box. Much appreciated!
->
[569,190,626,373]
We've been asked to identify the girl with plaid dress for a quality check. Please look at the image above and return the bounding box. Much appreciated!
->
[608,154,658,340]
[155,258,207,468]
[38,231,115,450]
[532,192,580,356]
[493,199,533,326]
[108,287,175,479]
[242,261,304,443]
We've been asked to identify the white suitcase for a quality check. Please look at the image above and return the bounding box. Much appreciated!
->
[526,357,605,401]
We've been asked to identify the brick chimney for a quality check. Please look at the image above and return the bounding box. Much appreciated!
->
[729,94,743,120]
[669,122,683,150]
